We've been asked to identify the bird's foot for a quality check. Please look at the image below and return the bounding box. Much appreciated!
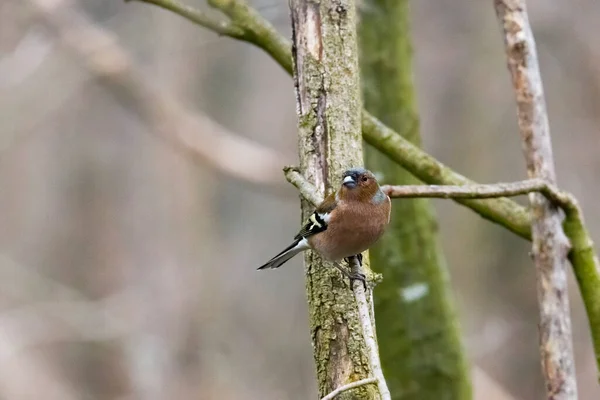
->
[348,271,367,291]
[348,254,367,291]
[337,255,367,291]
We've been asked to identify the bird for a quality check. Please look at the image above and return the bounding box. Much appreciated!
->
[257,167,391,284]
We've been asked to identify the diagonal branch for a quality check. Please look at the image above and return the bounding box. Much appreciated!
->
[495,1,578,397]
[125,0,532,239]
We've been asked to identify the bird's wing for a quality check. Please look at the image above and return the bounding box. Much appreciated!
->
[294,191,338,240]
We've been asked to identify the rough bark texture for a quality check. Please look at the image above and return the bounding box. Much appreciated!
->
[358,1,471,399]
[495,1,578,398]
[290,1,380,399]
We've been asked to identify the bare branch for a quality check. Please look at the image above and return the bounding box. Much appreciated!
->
[495,1,578,398]
[283,166,323,206]
[382,179,575,206]
[383,179,545,199]
[26,0,291,190]
[348,257,391,399]
[321,377,377,400]
[286,167,571,207]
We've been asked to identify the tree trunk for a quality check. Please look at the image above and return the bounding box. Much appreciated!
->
[359,1,472,399]
[290,1,383,399]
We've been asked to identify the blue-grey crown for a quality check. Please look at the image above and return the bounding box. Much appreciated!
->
[342,167,368,180]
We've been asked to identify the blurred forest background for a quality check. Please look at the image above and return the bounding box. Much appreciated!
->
[1,0,599,399]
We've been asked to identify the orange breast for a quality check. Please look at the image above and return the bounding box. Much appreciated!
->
[308,198,390,261]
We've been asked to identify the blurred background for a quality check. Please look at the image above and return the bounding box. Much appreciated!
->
[0,0,599,398]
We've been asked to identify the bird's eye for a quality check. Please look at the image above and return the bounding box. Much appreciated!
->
[361,176,368,182]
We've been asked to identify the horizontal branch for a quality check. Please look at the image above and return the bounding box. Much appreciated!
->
[286,167,573,209]
[285,167,600,374]
[321,377,377,400]
[361,112,532,239]
[381,179,573,208]
[125,0,533,240]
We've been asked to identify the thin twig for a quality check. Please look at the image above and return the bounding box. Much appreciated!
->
[382,179,572,207]
[321,377,377,400]
[283,166,323,206]
[348,257,391,400]
[495,1,577,398]
[286,168,572,208]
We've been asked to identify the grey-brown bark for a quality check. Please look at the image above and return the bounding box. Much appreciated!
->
[495,1,578,398]
[290,0,386,398]
[358,1,471,398]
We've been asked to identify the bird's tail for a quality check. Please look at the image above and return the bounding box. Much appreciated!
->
[257,238,309,270]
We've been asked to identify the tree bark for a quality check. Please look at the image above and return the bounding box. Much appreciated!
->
[290,1,383,398]
[495,1,578,398]
[358,1,471,399]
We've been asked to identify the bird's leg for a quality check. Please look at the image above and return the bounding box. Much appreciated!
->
[346,254,367,291]
[333,261,352,279]
[333,261,366,290]
[356,253,363,266]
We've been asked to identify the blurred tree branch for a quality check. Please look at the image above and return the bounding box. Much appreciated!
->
[359,1,471,397]
[0,255,136,400]
[495,0,578,396]
[24,0,293,192]
[129,0,531,239]
[130,0,600,380]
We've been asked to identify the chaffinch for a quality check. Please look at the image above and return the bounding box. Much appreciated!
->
[258,167,391,282]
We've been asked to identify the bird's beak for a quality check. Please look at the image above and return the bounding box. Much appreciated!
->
[342,175,356,188]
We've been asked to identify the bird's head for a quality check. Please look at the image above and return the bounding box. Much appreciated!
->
[339,167,381,202]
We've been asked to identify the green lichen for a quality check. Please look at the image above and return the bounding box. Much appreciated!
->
[359,1,472,398]
[293,1,381,398]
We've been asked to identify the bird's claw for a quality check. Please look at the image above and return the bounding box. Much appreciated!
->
[333,261,368,290]
[348,271,367,291]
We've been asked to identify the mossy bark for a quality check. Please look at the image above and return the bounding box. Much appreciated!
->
[290,1,382,399]
[359,1,472,399]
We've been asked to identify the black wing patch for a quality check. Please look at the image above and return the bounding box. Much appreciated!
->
[294,212,328,240]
